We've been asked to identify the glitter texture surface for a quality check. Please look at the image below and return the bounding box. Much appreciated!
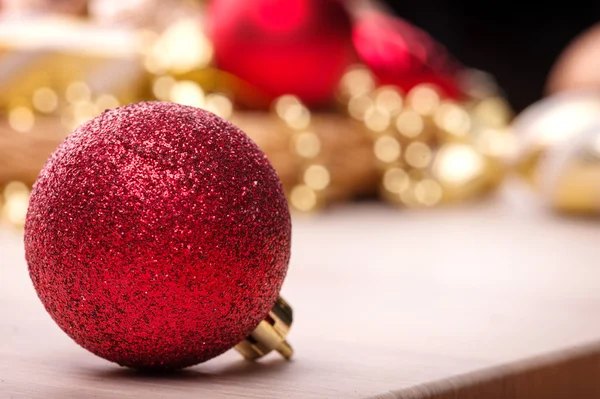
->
[24,102,292,370]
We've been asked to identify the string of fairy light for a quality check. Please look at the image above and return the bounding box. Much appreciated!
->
[0,18,516,228]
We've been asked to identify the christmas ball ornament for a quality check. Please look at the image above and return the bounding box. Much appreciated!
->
[540,122,600,214]
[25,102,293,370]
[208,0,354,107]
[512,91,600,187]
[547,24,600,94]
[352,12,462,99]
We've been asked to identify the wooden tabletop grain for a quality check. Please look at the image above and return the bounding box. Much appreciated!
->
[2,189,600,398]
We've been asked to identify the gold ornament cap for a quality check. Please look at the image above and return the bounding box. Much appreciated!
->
[235,297,293,360]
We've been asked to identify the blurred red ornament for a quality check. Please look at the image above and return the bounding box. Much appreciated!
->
[352,12,462,98]
[25,102,292,370]
[208,0,354,107]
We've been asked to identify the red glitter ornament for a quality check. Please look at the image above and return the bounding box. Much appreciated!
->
[25,102,292,370]
[208,0,354,107]
[352,11,463,99]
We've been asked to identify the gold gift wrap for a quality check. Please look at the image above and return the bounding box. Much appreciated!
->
[0,16,148,133]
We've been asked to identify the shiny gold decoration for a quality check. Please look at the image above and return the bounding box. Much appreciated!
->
[303,164,331,191]
[95,94,120,112]
[144,18,213,75]
[374,135,401,163]
[434,101,471,138]
[414,178,443,207]
[471,96,513,128]
[152,75,178,100]
[293,132,321,159]
[540,124,600,214]
[382,167,410,194]
[8,107,35,133]
[338,67,514,208]
[512,92,600,187]
[338,65,376,101]
[66,81,92,104]
[374,86,404,116]
[396,110,424,138]
[348,95,374,121]
[364,108,391,132]
[276,96,311,131]
[406,84,441,116]
[169,80,205,107]
[32,88,59,114]
[405,142,432,169]
[204,93,234,120]
[235,297,293,360]
[290,184,319,212]
[0,18,514,219]
[0,16,148,138]
[432,143,499,202]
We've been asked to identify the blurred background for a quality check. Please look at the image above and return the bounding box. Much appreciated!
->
[385,0,600,111]
[0,0,600,227]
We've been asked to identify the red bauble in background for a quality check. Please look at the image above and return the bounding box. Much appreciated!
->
[353,11,462,98]
[25,102,291,370]
[208,0,354,107]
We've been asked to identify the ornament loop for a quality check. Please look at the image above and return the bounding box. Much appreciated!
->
[235,297,293,361]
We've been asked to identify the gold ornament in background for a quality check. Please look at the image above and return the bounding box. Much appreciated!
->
[511,91,600,188]
[0,14,520,226]
[143,18,213,75]
[547,24,600,95]
[540,122,600,214]
[0,17,148,133]
[338,65,514,208]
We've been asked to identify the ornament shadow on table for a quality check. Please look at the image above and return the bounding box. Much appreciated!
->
[91,356,291,380]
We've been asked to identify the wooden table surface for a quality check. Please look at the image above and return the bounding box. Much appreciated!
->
[2,190,600,398]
